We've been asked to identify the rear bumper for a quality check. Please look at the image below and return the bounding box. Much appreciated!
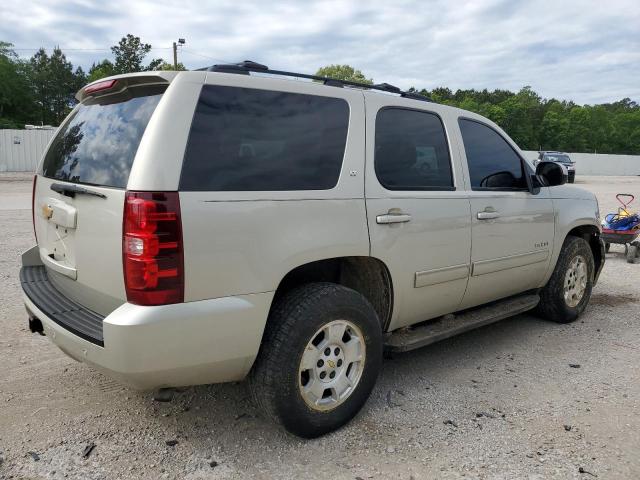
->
[21,257,272,390]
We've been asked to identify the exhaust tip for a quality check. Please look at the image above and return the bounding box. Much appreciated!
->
[28,316,45,336]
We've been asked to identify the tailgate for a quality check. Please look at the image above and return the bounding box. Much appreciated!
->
[33,80,166,316]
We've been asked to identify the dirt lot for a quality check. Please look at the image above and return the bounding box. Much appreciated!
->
[1,175,639,479]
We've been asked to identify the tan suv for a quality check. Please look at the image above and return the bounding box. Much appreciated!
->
[21,61,605,437]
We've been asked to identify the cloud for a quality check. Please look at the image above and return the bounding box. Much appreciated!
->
[2,0,638,103]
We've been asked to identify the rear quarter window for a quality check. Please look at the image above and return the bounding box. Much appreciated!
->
[41,85,165,188]
[179,85,350,191]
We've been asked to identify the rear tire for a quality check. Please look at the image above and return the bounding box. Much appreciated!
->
[249,283,383,438]
[536,236,594,323]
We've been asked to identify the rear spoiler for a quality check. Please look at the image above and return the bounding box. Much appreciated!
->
[76,71,178,102]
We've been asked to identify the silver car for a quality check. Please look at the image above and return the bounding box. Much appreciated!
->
[21,62,604,437]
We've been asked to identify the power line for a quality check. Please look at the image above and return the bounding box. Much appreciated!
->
[10,47,173,51]
[179,49,234,64]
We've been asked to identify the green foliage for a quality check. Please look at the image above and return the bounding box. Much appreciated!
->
[315,65,373,85]
[154,61,187,71]
[111,34,163,74]
[87,59,115,83]
[27,47,83,125]
[0,42,36,125]
[0,34,174,129]
[419,85,640,154]
[0,50,638,156]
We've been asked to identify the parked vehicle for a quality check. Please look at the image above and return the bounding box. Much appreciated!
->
[535,151,576,183]
[21,62,605,438]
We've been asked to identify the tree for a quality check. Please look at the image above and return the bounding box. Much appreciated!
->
[48,47,79,123]
[87,59,115,83]
[28,48,52,125]
[154,61,186,71]
[1,43,638,155]
[0,42,35,127]
[499,87,544,150]
[111,34,163,74]
[26,47,85,125]
[315,64,373,85]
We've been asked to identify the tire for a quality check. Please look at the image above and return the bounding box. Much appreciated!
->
[537,236,595,323]
[249,282,383,438]
[605,242,611,253]
[627,242,639,264]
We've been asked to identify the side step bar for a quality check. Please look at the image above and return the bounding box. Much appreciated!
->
[384,293,540,353]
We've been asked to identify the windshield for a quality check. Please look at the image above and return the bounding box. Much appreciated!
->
[41,85,165,188]
[543,153,572,164]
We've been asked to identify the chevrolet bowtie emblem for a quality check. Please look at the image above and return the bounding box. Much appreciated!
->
[42,204,54,219]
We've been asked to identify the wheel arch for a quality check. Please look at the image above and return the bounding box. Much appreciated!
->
[269,256,394,331]
[566,224,604,284]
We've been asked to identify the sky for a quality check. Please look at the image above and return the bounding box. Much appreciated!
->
[2,0,639,104]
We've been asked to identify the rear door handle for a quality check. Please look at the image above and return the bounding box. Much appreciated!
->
[477,209,500,220]
[376,213,412,224]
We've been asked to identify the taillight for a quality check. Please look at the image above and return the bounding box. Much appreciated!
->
[123,191,184,306]
[31,174,37,242]
[84,79,117,95]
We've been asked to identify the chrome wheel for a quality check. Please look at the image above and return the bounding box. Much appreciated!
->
[564,254,588,307]
[299,320,366,411]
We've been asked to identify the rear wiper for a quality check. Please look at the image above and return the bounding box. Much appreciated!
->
[50,183,107,199]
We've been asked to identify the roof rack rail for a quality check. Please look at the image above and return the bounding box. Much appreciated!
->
[203,61,433,102]
[401,91,432,102]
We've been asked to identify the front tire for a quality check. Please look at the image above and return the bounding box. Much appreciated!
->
[249,283,383,438]
[537,236,595,323]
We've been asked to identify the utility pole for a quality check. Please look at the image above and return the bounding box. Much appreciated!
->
[173,38,186,70]
[172,42,178,70]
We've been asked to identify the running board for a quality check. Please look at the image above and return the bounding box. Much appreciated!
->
[384,293,540,353]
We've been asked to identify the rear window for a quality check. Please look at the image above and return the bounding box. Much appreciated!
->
[180,85,350,191]
[41,85,165,188]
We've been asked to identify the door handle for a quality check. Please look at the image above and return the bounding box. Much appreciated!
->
[477,208,500,220]
[376,213,412,224]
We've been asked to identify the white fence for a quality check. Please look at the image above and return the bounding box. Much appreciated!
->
[0,129,56,173]
[1,128,639,175]
[522,151,640,176]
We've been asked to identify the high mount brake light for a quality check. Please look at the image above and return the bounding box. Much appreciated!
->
[84,79,118,95]
[123,191,184,306]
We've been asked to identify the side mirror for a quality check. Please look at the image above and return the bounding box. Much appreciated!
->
[535,161,567,187]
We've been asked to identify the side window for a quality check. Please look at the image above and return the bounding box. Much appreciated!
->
[180,85,350,191]
[375,108,454,190]
[459,118,527,190]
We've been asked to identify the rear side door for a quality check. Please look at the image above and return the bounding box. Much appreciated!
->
[455,117,555,309]
[365,95,472,331]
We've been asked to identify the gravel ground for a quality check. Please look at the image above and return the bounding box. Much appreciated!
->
[1,175,639,479]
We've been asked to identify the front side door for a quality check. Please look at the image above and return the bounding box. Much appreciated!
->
[456,117,555,309]
[365,95,472,330]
